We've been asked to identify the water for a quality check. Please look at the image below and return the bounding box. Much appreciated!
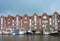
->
[0,35,60,41]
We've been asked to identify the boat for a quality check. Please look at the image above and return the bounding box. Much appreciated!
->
[2,28,13,35]
[35,31,41,34]
[0,31,2,34]
[50,28,58,35]
[43,30,50,35]
[11,29,19,35]
[25,30,33,35]
[32,30,41,35]
[2,31,10,35]
[19,29,26,35]
[28,30,33,33]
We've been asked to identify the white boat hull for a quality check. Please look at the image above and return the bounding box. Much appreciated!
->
[12,33,16,35]
[35,31,40,34]
[28,30,33,33]
[19,31,26,34]
[2,31,10,34]
[0,31,2,34]
[43,31,50,34]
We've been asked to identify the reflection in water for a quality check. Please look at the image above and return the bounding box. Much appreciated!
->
[0,35,2,41]
[0,35,60,41]
[42,35,50,41]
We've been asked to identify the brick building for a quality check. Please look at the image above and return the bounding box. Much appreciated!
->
[0,12,60,34]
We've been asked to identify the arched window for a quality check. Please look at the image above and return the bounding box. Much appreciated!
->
[43,16,47,19]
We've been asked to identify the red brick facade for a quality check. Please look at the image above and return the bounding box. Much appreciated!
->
[0,12,60,33]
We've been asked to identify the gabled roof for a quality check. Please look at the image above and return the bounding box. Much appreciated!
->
[16,14,21,17]
[53,12,59,15]
[23,13,29,17]
[42,12,48,16]
[33,13,38,16]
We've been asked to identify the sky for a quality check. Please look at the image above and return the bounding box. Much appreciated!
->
[0,0,60,16]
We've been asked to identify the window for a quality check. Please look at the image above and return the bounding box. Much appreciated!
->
[46,20,48,23]
[1,18,3,24]
[30,19,32,27]
[50,18,51,20]
[34,26,37,29]
[25,17,27,20]
[58,20,60,22]
[39,19,41,25]
[21,20,22,25]
[53,20,54,23]
[50,22,52,25]
[42,20,48,23]
[49,18,52,22]
[34,15,37,25]
[12,20,14,26]
[16,17,19,25]
[43,16,47,19]
[49,18,52,25]
[34,15,37,22]
[8,22,10,24]
[32,25,34,27]
[24,21,27,23]
[8,18,10,20]
[42,25,45,27]
[1,18,3,30]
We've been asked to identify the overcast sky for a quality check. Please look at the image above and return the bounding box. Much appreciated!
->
[0,0,60,16]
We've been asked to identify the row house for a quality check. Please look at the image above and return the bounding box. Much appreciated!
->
[22,14,30,31]
[37,16,42,31]
[57,12,60,32]
[0,16,4,34]
[51,12,59,33]
[41,13,50,34]
[31,13,39,30]
[2,15,15,34]
[15,15,21,30]
[0,12,60,34]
